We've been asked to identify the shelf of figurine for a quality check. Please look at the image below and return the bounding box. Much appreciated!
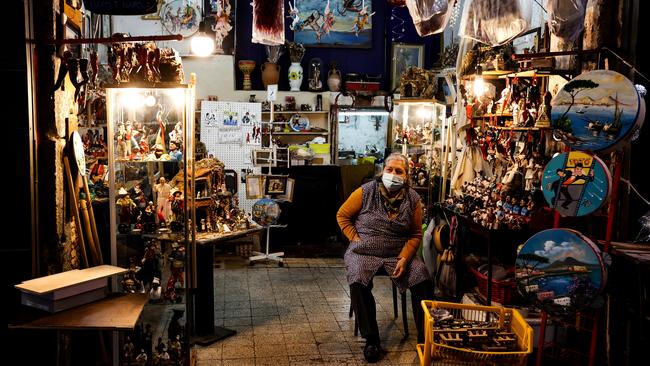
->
[115,118,184,162]
[442,175,542,231]
[261,94,325,113]
[392,121,438,147]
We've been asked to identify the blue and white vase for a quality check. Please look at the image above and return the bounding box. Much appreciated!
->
[288,62,303,91]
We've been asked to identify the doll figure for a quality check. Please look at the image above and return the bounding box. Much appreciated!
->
[170,189,184,222]
[168,140,182,162]
[520,199,529,216]
[524,158,535,191]
[135,349,147,364]
[154,177,172,223]
[503,195,512,212]
[511,197,521,215]
[200,218,206,232]
[168,122,183,146]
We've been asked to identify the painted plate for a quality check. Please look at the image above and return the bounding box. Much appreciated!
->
[541,151,611,216]
[551,70,642,152]
[516,229,607,315]
[289,114,310,132]
[160,0,201,37]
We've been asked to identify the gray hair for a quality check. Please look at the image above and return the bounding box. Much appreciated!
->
[384,152,410,177]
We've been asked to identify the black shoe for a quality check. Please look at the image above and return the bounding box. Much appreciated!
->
[363,343,382,363]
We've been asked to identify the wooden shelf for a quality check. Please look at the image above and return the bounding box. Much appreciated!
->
[262,111,329,114]
[394,98,439,104]
[490,126,552,131]
[10,293,148,331]
[472,113,513,118]
[263,131,329,135]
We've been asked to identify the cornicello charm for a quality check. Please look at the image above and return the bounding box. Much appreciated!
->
[541,151,611,217]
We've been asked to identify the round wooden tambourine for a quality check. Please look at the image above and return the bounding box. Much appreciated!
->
[516,229,607,315]
[541,151,611,217]
[71,131,86,176]
[551,69,643,152]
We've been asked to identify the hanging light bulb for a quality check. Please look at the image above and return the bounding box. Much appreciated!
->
[191,20,215,57]
[473,65,485,97]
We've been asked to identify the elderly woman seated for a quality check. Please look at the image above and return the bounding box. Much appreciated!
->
[337,153,433,363]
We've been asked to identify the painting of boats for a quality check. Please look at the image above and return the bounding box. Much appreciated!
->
[516,229,606,315]
[551,70,641,152]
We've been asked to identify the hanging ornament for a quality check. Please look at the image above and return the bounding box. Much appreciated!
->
[391,7,406,42]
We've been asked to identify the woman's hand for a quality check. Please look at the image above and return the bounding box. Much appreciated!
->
[391,257,408,279]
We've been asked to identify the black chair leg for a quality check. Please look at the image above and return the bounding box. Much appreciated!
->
[392,282,398,319]
[401,291,408,337]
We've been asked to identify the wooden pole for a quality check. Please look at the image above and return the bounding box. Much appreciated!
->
[81,176,103,264]
[79,198,100,266]
[63,157,88,268]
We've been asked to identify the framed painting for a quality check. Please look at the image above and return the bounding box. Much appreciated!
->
[264,176,288,195]
[391,43,424,92]
[245,175,264,199]
[292,0,374,48]
[276,178,295,202]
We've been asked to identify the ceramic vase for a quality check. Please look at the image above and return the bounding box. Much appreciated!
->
[288,62,303,91]
[238,60,256,91]
[327,63,342,92]
[261,62,280,88]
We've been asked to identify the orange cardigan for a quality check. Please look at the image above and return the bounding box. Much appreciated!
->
[336,187,423,261]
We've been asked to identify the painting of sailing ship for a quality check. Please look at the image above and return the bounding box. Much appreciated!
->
[516,229,606,314]
[551,70,641,152]
[291,0,373,48]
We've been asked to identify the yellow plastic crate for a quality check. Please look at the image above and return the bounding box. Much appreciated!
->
[417,301,533,366]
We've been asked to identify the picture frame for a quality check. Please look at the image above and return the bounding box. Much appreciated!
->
[391,44,424,92]
[264,175,288,196]
[252,149,276,167]
[292,0,374,48]
[245,175,264,199]
[276,178,295,202]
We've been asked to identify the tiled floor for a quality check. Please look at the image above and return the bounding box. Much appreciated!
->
[194,258,421,365]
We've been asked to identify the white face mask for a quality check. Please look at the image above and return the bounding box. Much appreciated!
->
[382,173,405,192]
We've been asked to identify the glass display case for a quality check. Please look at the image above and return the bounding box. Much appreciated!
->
[391,99,447,212]
[336,108,390,164]
[106,83,195,364]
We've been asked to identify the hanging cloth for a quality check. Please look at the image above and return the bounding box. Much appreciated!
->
[545,0,587,42]
[459,0,533,46]
[405,0,456,36]
[251,0,285,45]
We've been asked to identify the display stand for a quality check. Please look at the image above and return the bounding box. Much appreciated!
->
[249,224,287,266]
[534,151,622,366]
[191,227,264,346]
[248,94,288,266]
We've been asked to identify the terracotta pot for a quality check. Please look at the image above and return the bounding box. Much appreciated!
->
[261,62,280,88]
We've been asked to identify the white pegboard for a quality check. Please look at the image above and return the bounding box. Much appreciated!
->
[200,101,262,213]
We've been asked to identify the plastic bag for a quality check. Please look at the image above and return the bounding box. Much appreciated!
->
[405,0,456,36]
[545,0,587,42]
[459,0,533,46]
[251,0,285,45]
[635,211,650,243]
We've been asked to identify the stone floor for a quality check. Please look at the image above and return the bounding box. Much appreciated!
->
[193,257,421,365]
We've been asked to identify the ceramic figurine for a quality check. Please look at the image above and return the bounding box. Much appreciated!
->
[503,196,512,212]
[308,58,323,91]
[135,349,147,364]
[511,197,521,215]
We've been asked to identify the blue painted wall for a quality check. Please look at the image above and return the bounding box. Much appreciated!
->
[233,0,441,91]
